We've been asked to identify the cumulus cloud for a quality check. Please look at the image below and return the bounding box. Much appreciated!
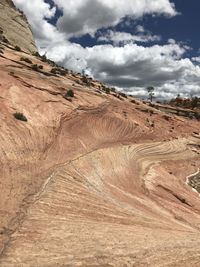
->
[44,41,200,99]
[192,57,200,63]
[97,30,161,45]
[54,0,177,37]
[12,0,200,99]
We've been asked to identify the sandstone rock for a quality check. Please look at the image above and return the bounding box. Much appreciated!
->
[0,0,37,53]
[0,43,200,266]
[0,4,200,266]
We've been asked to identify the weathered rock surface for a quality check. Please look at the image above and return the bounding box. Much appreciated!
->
[0,42,200,266]
[0,0,37,53]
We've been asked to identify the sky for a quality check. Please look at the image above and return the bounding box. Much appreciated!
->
[12,0,200,99]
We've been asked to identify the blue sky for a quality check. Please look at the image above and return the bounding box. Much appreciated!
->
[48,0,200,56]
[13,0,200,99]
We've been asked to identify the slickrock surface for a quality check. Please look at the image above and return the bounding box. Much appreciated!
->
[0,44,200,267]
[0,0,37,53]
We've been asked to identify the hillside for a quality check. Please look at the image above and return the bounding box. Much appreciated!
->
[1,1,200,265]
[0,0,37,53]
[0,41,200,266]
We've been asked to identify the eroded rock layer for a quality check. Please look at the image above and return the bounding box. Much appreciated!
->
[0,0,37,53]
[0,44,200,266]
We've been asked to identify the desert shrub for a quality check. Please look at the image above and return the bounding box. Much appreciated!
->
[110,87,116,92]
[20,57,32,64]
[50,68,57,74]
[130,99,137,104]
[101,85,110,94]
[119,92,127,98]
[33,51,40,57]
[81,76,90,86]
[59,69,68,76]
[13,112,27,122]
[104,87,110,94]
[51,67,68,76]
[65,89,74,98]
[31,64,39,71]
[38,65,43,69]
[41,54,47,62]
[15,46,21,51]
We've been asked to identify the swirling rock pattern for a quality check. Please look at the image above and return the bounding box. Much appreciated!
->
[0,44,200,266]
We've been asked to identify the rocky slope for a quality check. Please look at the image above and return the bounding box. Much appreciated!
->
[0,3,200,264]
[0,41,200,266]
[0,0,37,53]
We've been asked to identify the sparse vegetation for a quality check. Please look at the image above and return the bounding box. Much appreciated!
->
[110,87,116,93]
[65,89,74,98]
[15,45,21,51]
[119,92,127,98]
[33,51,40,57]
[130,99,137,104]
[41,54,47,62]
[59,69,68,76]
[167,95,200,110]
[20,57,32,64]
[31,64,39,71]
[147,86,155,102]
[102,86,110,94]
[13,112,27,122]
[50,67,67,75]
[81,76,91,86]
[31,64,43,71]
[191,97,199,110]
[50,68,57,74]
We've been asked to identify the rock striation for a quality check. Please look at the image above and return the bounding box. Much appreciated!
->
[0,3,200,266]
[0,42,200,266]
[0,0,37,53]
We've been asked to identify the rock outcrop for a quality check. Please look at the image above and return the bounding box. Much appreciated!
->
[1,4,200,265]
[0,0,37,53]
[0,42,200,266]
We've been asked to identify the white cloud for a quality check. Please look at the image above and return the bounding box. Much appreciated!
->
[54,0,177,37]
[97,30,161,45]
[12,0,200,99]
[45,41,200,99]
[192,57,200,63]
[13,0,65,46]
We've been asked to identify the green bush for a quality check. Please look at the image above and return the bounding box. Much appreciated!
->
[13,112,27,122]
[31,64,39,71]
[119,92,127,98]
[50,68,57,74]
[81,76,91,85]
[65,89,74,98]
[59,69,68,76]
[41,54,47,62]
[105,87,110,94]
[110,87,116,92]
[15,46,21,51]
[33,51,40,57]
